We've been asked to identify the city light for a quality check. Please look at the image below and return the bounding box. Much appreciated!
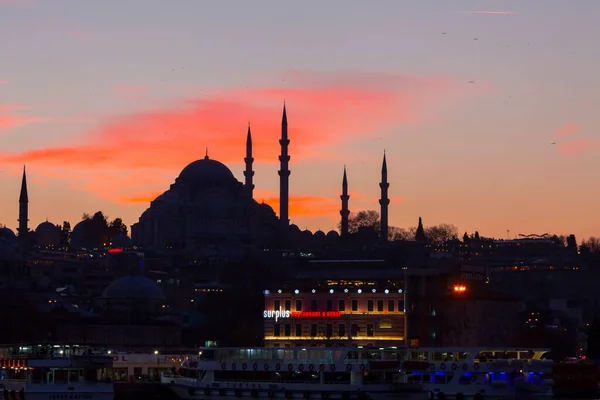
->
[453,285,467,293]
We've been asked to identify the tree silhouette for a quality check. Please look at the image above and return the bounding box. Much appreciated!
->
[474,231,480,241]
[109,218,128,236]
[80,211,129,247]
[463,232,470,243]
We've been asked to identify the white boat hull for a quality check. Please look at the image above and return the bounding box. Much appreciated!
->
[162,378,427,400]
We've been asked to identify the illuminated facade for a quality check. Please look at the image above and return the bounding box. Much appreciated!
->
[263,284,405,347]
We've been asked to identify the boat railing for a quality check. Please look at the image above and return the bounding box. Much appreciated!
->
[204,358,368,365]
[162,375,353,386]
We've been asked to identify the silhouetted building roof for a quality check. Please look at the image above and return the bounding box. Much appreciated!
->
[101,276,166,300]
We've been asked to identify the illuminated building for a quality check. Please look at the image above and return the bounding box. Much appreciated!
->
[263,260,406,347]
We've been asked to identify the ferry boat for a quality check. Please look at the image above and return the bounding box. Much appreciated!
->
[161,346,427,400]
[161,346,554,400]
[401,347,554,399]
[0,344,114,400]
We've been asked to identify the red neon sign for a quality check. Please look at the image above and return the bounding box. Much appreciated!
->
[290,311,341,318]
[108,248,123,253]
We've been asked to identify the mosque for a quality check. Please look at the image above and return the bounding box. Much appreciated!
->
[1,105,392,257]
[129,104,391,256]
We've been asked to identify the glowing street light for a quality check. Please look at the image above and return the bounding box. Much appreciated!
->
[453,285,467,293]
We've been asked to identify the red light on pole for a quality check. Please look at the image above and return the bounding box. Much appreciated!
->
[453,285,466,293]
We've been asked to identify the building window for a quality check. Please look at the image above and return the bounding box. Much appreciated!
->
[326,324,333,338]
[311,300,318,312]
[388,300,395,312]
[338,299,345,312]
[338,324,346,337]
[295,324,302,337]
[296,300,302,311]
[351,324,359,336]
[379,320,392,329]
[398,300,405,312]
[284,324,291,336]
[367,324,374,337]
[310,324,317,337]
[274,300,280,310]
[327,300,333,311]
[274,325,281,337]
[367,300,374,312]
[285,300,291,311]
[377,300,384,312]
[352,299,358,311]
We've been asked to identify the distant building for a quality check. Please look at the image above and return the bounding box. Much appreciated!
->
[263,260,406,347]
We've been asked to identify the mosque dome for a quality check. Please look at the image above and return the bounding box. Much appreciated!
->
[111,233,132,248]
[314,230,326,238]
[178,156,236,184]
[35,221,58,233]
[70,220,102,249]
[0,227,17,242]
[326,230,340,239]
[101,276,166,300]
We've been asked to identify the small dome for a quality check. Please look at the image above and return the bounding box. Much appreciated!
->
[70,220,102,249]
[0,227,17,242]
[326,230,340,238]
[101,276,166,300]
[111,233,132,248]
[36,221,58,233]
[314,230,326,238]
[178,157,236,184]
[288,224,301,232]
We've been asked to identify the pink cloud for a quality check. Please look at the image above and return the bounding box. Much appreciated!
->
[0,80,10,85]
[0,104,79,130]
[558,138,600,157]
[555,121,581,137]
[0,70,478,205]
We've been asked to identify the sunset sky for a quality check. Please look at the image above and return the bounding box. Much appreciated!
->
[1,0,600,240]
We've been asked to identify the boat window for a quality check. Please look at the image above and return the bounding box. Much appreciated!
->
[456,352,470,361]
[68,370,79,382]
[422,374,430,383]
[431,352,452,362]
[346,351,359,360]
[458,373,471,384]
[199,350,214,360]
[383,351,398,360]
[274,349,285,360]
[286,349,298,360]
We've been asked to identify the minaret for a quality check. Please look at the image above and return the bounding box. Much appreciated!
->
[244,123,255,198]
[340,166,350,237]
[379,152,389,242]
[278,103,290,226]
[17,165,29,238]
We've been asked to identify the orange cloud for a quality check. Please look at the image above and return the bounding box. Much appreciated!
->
[463,10,515,15]
[0,70,474,206]
[555,121,581,137]
[558,138,600,157]
[0,104,77,130]
[253,189,339,218]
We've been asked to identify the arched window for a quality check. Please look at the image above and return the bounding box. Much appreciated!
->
[379,320,393,329]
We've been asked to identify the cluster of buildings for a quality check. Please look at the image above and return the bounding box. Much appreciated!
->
[0,105,597,360]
